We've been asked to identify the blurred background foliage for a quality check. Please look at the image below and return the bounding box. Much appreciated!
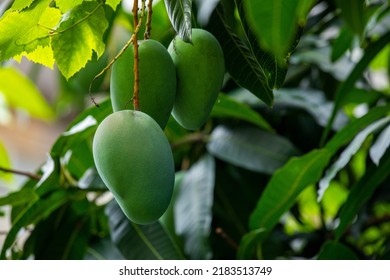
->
[0,0,390,260]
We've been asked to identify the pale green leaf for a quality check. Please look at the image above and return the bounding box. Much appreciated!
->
[0,67,55,120]
[52,1,108,79]
[0,141,12,181]
[164,0,192,42]
[14,45,55,69]
[105,0,122,10]
[10,0,37,11]
[174,155,215,259]
[0,0,61,61]
[369,123,390,165]
[318,116,390,201]
[55,0,84,13]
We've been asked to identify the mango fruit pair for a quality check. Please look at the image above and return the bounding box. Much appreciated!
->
[93,29,225,225]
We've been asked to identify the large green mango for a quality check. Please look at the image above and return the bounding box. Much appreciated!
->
[110,39,176,129]
[93,110,174,224]
[168,29,225,130]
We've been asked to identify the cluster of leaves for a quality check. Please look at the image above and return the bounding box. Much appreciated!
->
[1,0,390,260]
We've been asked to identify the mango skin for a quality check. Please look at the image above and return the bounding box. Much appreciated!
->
[168,29,225,130]
[110,39,176,129]
[93,110,174,224]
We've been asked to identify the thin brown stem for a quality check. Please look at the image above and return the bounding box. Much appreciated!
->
[133,0,140,111]
[0,166,41,181]
[144,0,153,39]
[215,227,239,251]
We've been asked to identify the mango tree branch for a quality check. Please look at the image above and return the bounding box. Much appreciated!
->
[0,166,41,181]
[132,0,140,111]
[144,0,153,39]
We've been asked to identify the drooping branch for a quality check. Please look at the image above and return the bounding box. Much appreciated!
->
[132,0,140,110]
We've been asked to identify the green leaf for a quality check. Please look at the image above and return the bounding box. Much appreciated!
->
[331,27,354,62]
[174,155,215,259]
[105,0,122,11]
[0,141,12,182]
[317,241,358,260]
[0,67,55,120]
[0,190,70,259]
[248,104,390,232]
[106,200,184,260]
[237,228,268,259]
[211,94,274,132]
[243,0,306,63]
[207,125,299,175]
[9,0,37,11]
[0,189,38,207]
[320,31,390,145]
[55,0,84,13]
[0,0,61,61]
[249,149,332,230]
[335,151,390,239]
[335,0,367,37]
[52,1,109,79]
[318,116,390,201]
[207,4,273,106]
[369,123,390,166]
[163,0,192,42]
[235,0,300,89]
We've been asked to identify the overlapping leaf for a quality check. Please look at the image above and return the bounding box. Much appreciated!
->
[164,0,192,42]
[207,4,273,106]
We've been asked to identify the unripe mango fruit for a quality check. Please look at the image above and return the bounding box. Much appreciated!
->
[93,110,174,224]
[110,39,176,129]
[168,29,225,130]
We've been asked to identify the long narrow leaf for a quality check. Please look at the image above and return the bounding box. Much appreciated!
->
[249,149,332,230]
[335,151,390,239]
[106,200,184,260]
[369,123,390,166]
[164,0,192,42]
[174,155,215,259]
[318,116,390,201]
[207,4,273,106]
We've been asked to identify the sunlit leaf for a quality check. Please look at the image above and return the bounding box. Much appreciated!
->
[0,141,12,182]
[0,67,55,120]
[174,155,215,259]
[52,1,108,79]
[55,0,83,13]
[207,125,298,174]
[106,200,185,260]
[163,0,192,42]
[0,0,60,61]
[14,45,55,68]
[318,116,390,201]
[335,152,390,239]
[105,0,122,11]
[211,94,274,132]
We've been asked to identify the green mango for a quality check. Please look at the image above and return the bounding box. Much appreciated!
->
[110,39,176,129]
[168,29,225,130]
[93,110,175,224]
